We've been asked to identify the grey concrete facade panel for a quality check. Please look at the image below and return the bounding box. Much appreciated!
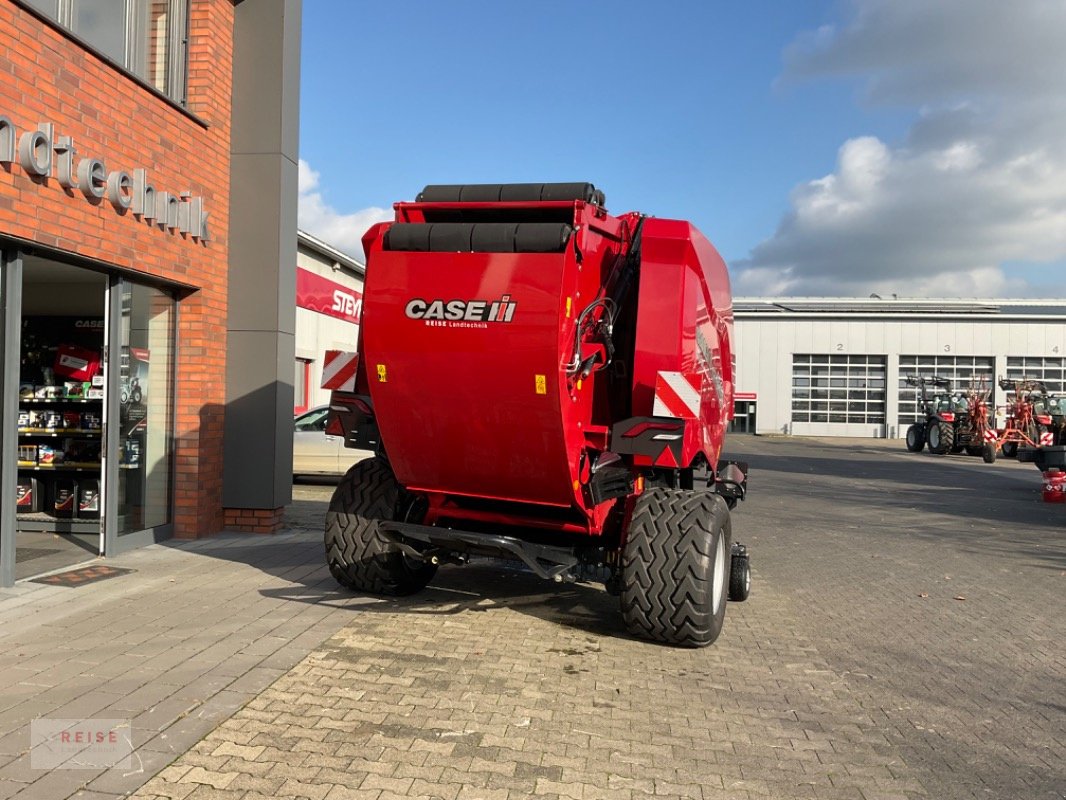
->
[230,0,302,159]
[224,0,302,512]
[227,153,297,335]
[222,331,295,509]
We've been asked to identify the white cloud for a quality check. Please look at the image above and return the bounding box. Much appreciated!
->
[739,0,1066,297]
[297,159,392,261]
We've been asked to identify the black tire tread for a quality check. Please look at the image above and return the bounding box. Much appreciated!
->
[324,458,435,596]
[905,424,926,452]
[620,488,730,648]
[928,420,954,454]
[728,557,750,602]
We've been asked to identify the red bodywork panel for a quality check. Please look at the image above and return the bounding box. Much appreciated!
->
[631,218,735,467]
[350,196,735,536]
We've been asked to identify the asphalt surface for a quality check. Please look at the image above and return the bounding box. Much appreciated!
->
[133,436,1065,800]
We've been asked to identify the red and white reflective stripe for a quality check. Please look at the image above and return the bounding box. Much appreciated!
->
[1040,431,1054,446]
[983,428,998,442]
[652,372,702,419]
[321,350,359,391]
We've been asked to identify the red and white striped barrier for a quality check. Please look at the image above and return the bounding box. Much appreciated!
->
[1040,431,1055,447]
[321,350,359,392]
[652,372,702,419]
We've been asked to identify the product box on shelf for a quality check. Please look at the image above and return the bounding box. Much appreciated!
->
[18,444,37,466]
[42,411,63,430]
[19,382,34,400]
[78,479,100,519]
[63,381,92,399]
[54,344,100,382]
[62,411,82,430]
[17,410,30,430]
[34,385,63,400]
[37,445,59,466]
[80,412,102,430]
[53,479,76,518]
[16,477,40,513]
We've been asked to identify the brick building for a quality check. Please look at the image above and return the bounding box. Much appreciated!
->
[0,0,302,585]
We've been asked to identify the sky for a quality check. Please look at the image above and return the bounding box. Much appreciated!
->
[297,0,1066,299]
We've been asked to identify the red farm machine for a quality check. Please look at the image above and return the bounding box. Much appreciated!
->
[985,378,1058,462]
[321,182,750,647]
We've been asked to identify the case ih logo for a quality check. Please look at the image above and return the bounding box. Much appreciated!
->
[405,295,517,324]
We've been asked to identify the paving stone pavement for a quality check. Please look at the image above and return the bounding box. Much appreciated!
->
[133,439,1064,800]
[3,441,1065,799]
[0,491,362,800]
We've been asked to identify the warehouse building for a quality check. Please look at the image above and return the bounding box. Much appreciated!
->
[733,298,1066,438]
[295,231,364,415]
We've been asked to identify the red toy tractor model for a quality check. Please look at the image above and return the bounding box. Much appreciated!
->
[321,183,750,647]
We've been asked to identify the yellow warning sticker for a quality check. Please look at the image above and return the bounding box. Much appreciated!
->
[566,297,572,319]
[376,364,387,383]
[535,374,547,395]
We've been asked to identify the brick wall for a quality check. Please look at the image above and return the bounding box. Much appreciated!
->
[223,507,285,534]
[0,0,235,537]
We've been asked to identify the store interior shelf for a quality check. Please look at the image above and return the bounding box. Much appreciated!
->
[16,517,98,533]
[19,430,101,436]
[18,397,102,404]
[17,463,102,471]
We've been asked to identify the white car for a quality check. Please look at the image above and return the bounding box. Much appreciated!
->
[293,406,370,477]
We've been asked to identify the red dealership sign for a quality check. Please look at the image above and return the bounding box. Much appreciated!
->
[296,267,362,324]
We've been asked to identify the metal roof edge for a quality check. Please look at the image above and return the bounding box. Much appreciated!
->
[297,230,366,276]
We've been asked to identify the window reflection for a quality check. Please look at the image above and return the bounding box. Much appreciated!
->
[76,0,128,64]
[117,280,174,533]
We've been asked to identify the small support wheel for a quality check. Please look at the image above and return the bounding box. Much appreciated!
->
[982,443,997,463]
[729,543,750,602]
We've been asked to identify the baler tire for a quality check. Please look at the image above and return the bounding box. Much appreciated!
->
[324,458,437,596]
[927,421,953,455]
[728,554,751,602]
[982,443,997,463]
[905,424,926,452]
[620,488,730,648]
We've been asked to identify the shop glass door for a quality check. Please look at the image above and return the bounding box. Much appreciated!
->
[108,279,175,546]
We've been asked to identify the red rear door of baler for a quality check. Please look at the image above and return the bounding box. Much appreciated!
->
[361,249,575,507]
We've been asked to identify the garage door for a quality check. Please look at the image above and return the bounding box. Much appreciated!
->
[1005,357,1066,393]
[897,355,994,429]
[792,354,886,436]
